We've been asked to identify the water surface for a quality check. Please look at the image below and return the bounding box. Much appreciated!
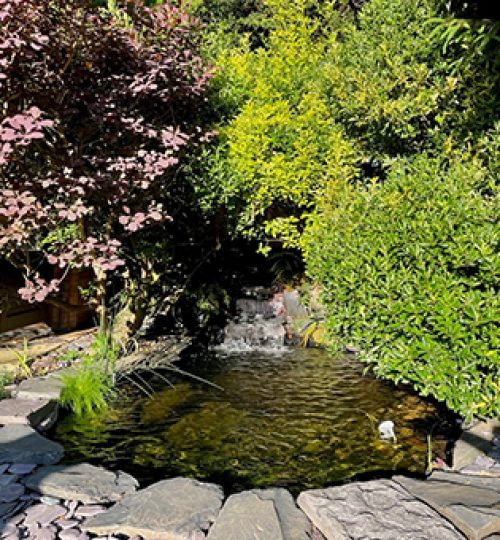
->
[53,348,454,492]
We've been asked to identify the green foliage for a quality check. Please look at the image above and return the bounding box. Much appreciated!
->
[59,331,119,416]
[304,153,499,419]
[194,0,356,249]
[0,371,13,399]
[9,338,32,379]
[60,358,115,416]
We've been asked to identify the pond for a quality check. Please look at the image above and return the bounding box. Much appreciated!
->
[52,348,456,494]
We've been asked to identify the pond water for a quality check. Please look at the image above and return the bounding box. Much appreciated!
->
[52,348,455,493]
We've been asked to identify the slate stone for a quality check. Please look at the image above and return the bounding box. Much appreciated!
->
[24,463,138,504]
[0,475,19,487]
[74,505,106,518]
[58,529,89,540]
[84,477,224,540]
[9,463,37,475]
[24,503,67,526]
[13,371,71,401]
[298,479,464,540]
[395,472,500,540]
[0,398,58,431]
[0,426,63,465]
[207,488,310,540]
[57,519,80,530]
[454,420,500,471]
[0,482,24,503]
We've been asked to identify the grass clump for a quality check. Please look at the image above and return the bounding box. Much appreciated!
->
[59,331,119,416]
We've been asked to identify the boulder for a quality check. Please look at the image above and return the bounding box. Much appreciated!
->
[23,463,138,504]
[84,477,223,540]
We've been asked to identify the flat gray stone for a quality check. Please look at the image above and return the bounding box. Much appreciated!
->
[395,472,500,540]
[84,477,223,540]
[0,426,63,465]
[0,482,24,502]
[0,398,58,431]
[24,463,138,504]
[9,463,37,475]
[0,475,18,487]
[24,503,66,526]
[298,479,464,540]
[13,370,75,401]
[58,530,89,540]
[207,488,310,540]
[454,421,500,471]
[74,505,106,518]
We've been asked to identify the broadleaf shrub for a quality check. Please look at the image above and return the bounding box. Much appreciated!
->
[193,0,356,251]
[304,153,499,419]
[0,0,211,308]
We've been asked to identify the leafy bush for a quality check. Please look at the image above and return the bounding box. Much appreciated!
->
[304,153,499,419]
[326,0,498,155]
[0,0,211,319]
[193,0,356,251]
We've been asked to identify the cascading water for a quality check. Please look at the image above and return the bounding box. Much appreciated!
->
[215,286,288,352]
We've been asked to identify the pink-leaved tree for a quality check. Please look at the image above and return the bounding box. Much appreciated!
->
[0,0,212,333]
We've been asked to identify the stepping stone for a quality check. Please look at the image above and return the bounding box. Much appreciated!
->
[24,464,138,504]
[0,426,63,465]
[207,488,311,540]
[297,479,464,540]
[0,398,58,431]
[13,370,74,401]
[395,472,500,540]
[84,477,224,540]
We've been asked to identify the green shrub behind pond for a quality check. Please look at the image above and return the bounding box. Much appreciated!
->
[304,152,499,419]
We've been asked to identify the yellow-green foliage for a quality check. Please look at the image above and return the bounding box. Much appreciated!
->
[196,0,356,250]
[196,0,499,418]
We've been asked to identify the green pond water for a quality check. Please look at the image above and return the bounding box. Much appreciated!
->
[52,348,454,493]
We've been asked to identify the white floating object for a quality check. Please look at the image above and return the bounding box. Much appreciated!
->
[378,420,396,441]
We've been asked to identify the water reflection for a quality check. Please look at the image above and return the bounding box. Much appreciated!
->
[53,349,454,493]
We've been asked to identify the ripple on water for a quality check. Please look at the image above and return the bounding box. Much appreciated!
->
[52,348,455,493]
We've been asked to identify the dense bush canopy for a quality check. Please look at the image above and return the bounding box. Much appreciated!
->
[0,0,211,305]
[193,0,499,418]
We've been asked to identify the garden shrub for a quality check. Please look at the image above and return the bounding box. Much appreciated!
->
[193,0,356,251]
[0,0,211,331]
[326,0,499,156]
[304,153,499,419]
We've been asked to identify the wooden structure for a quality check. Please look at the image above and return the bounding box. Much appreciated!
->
[0,261,92,333]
